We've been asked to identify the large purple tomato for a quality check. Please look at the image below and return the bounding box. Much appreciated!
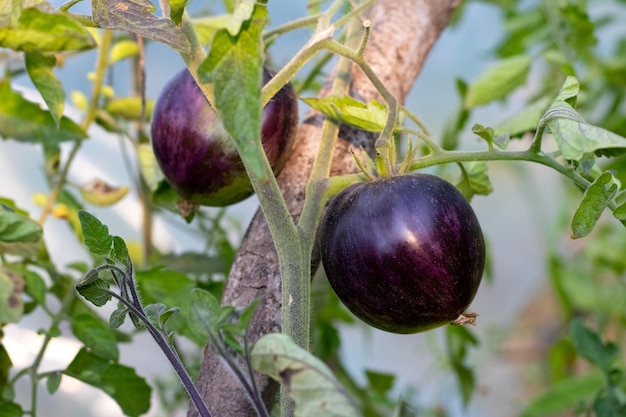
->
[320,174,485,334]
[150,68,298,207]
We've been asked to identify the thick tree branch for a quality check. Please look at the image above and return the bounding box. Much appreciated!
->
[188,1,461,416]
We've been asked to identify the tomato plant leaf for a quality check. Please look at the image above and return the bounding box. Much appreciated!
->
[78,210,113,256]
[0,269,24,324]
[364,370,395,395]
[46,371,62,394]
[544,103,626,161]
[23,269,46,306]
[302,96,387,132]
[111,236,132,272]
[553,75,579,107]
[569,319,618,372]
[65,348,151,417]
[76,276,111,307]
[471,124,496,149]
[519,372,603,417]
[0,8,96,52]
[226,0,256,36]
[71,313,119,361]
[24,51,65,128]
[105,97,155,121]
[252,333,362,417]
[191,15,231,44]
[570,172,618,239]
[0,402,23,417]
[109,39,139,64]
[0,81,87,144]
[189,288,221,337]
[464,54,531,109]
[613,202,626,226]
[197,3,268,178]
[136,268,202,343]
[167,0,187,25]
[455,161,493,201]
[91,0,190,53]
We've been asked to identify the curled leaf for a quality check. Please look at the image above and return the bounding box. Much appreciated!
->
[252,333,362,417]
[80,179,129,207]
[571,172,619,239]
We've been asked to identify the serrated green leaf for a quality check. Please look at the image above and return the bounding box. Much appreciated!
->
[24,51,65,127]
[455,161,493,201]
[71,313,119,361]
[571,172,618,239]
[109,39,139,64]
[111,236,132,272]
[105,97,154,120]
[92,0,190,53]
[520,372,603,417]
[464,55,531,109]
[135,267,202,343]
[0,8,96,53]
[109,304,128,329]
[252,333,362,417]
[569,319,617,371]
[0,270,24,324]
[65,348,151,417]
[76,277,111,307]
[302,96,387,132]
[0,81,86,144]
[198,3,267,179]
[46,371,62,394]
[144,303,179,329]
[78,211,113,256]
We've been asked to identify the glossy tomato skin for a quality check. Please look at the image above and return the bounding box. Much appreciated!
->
[150,68,298,206]
[320,174,485,334]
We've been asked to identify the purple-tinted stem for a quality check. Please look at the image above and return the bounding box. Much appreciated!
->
[106,290,213,417]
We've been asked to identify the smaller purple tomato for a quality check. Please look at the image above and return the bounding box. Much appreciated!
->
[320,174,485,334]
[150,68,298,207]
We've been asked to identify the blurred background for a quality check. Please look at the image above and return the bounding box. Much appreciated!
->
[2,1,625,416]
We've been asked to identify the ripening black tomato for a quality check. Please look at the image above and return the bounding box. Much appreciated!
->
[150,68,298,207]
[320,174,485,334]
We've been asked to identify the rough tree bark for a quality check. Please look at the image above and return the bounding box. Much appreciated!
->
[188,1,462,416]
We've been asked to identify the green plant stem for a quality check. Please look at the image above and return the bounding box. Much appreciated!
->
[27,287,76,417]
[37,30,113,225]
[263,13,321,43]
[326,148,598,205]
[298,18,361,243]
